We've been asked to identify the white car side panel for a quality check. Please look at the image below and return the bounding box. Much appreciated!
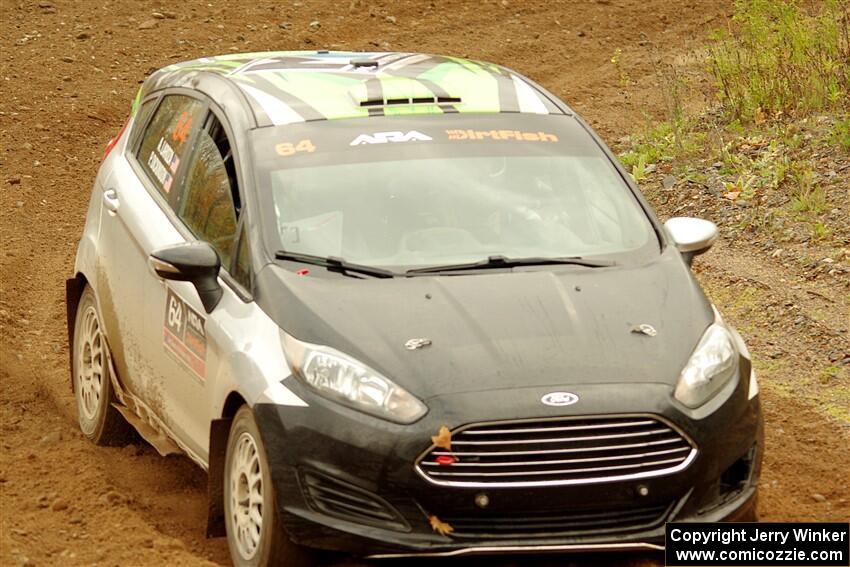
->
[76,116,308,468]
[74,121,134,311]
[107,153,212,458]
[73,178,104,282]
[93,130,153,398]
[152,270,308,466]
[208,297,307,422]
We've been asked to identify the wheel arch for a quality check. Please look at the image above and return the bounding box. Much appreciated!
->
[221,390,248,419]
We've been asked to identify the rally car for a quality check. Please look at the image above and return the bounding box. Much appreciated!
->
[66,51,762,566]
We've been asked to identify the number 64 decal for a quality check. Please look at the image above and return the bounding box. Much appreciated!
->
[167,295,183,329]
[163,288,207,379]
[275,139,316,156]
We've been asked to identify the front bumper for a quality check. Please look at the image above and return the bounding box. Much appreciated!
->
[366,489,759,559]
[253,369,763,557]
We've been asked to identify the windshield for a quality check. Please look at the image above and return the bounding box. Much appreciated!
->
[252,115,658,269]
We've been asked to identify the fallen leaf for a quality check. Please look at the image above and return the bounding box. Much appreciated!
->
[724,190,741,200]
[429,515,454,536]
[431,425,452,451]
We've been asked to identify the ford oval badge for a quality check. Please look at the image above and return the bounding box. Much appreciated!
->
[541,392,579,407]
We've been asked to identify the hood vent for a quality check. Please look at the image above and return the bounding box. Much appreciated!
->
[359,95,461,108]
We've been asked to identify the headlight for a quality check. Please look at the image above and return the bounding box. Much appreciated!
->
[674,323,739,408]
[281,331,427,424]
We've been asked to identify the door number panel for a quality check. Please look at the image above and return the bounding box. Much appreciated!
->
[163,287,207,379]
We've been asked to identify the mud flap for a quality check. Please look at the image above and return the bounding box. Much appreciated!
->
[207,417,232,538]
[65,277,84,390]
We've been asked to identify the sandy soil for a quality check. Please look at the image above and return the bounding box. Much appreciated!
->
[1,1,848,566]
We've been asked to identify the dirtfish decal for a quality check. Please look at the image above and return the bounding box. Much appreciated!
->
[446,129,559,142]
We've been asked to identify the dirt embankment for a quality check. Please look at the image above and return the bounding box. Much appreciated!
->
[1,1,848,566]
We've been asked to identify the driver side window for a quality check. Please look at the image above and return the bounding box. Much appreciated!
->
[177,114,240,269]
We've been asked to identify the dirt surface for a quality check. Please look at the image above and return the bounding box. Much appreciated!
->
[1,1,848,566]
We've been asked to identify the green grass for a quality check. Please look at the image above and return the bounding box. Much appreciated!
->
[615,0,850,427]
[810,221,832,240]
[789,184,827,215]
[827,116,850,151]
[618,0,845,251]
[707,0,850,122]
[618,119,704,179]
[751,354,786,375]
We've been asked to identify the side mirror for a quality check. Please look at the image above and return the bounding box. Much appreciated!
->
[664,217,718,266]
[149,242,222,313]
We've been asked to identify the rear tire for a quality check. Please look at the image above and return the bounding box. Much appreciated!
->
[72,285,134,445]
[224,406,315,567]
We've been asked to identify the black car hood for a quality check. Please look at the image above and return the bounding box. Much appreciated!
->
[255,248,713,400]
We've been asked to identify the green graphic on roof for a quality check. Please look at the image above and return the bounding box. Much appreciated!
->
[143,51,563,126]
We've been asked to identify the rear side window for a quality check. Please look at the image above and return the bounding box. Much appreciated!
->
[133,98,157,141]
[137,95,204,200]
[177,116,239,268]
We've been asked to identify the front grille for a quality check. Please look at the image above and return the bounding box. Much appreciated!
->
[300,471,408,531]
[443,501,674,540]
[416,415,696,488]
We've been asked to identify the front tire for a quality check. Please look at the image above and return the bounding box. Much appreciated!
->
[737,493,759,522]
[224,406,314,567]
[72,285,134,445]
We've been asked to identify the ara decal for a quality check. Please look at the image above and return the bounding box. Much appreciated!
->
[349,130,432,145]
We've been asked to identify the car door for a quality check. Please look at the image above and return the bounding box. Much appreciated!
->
[140,108,246,463]
[96,94,205,400]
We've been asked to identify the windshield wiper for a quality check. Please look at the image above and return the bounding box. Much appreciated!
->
[406,255,616,275]
[274,251,396,278]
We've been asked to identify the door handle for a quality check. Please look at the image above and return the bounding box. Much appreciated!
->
[103,188,120,213]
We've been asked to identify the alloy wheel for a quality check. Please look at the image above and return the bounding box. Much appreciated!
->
[229,431,264,560]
